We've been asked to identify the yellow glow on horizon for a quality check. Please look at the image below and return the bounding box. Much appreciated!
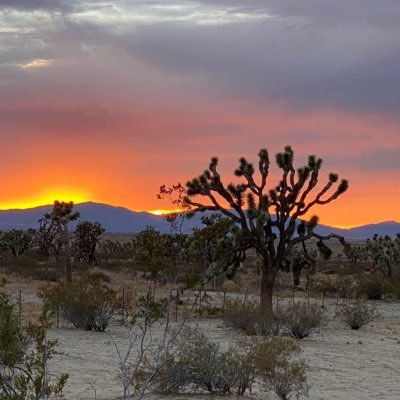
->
[147,209,181,216]
[0,187,90,210]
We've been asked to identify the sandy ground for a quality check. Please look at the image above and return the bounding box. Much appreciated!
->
[3,277,400,400]
[43,301,400,400]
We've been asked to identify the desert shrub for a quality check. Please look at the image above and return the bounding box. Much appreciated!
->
[0,255,62,282]
[39,273,123,331]
[155,328,308,399]
[338,302,380,330]
[87,270,112,283]
[0,286,68,399]
[251,336,308,400]
[0,288,27,367]
[279,302,324,339]
[223,299,280,336]
[383,274,400,299]
[357,277,385,300]
[157,327,253,395]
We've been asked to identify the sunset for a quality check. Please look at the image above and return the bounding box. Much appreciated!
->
[1,3,400,399]
[0,0,399,227]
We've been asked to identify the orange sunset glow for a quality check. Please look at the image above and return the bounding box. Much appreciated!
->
[0,1,399,228]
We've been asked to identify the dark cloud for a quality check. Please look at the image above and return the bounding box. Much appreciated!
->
[1,0,400,114]
[0,0,77,11]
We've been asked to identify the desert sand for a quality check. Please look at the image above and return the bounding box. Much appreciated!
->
[5,279,400,400]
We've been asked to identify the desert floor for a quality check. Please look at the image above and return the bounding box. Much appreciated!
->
[4,278,400,400]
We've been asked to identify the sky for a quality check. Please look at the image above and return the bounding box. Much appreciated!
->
[0,0,399,227]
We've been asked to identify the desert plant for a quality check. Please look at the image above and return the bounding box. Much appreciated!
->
[223,299,280,335]
[50,200,80,282]
[157,330,307,399]
[279,302,324,339]
[357,276,385,300]
[0,229,35,257]
[182,145,348,314]
[73,221,105,265]
[0,285,68,399]
[39,273,123,331]
[251,336,308,400]
[338,302,380,330]
[157,327,253,395]
[365,234,400,278]
[36,213,62,258]
[111,291,198,400]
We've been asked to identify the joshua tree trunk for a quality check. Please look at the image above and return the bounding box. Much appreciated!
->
[260,267,275,316]
[59,224,72,282]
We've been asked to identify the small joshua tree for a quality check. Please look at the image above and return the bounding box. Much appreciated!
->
[366,234,400,278]
[183,146,348,314]
[0,229,35,257]
[73,221,105,265]
[50,201,80,282]
[36,213,62,258]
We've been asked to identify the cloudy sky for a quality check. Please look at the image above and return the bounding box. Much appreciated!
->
[1,0,399,226]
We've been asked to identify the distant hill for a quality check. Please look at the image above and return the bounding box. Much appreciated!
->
[0,202,399,239]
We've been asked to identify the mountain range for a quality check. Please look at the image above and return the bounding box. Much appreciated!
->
[0,202,399,240]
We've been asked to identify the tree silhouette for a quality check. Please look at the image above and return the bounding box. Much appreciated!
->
[50,201,79,282]
[37,213,62,257]
[73,221,105,265]
[184,146,348,314]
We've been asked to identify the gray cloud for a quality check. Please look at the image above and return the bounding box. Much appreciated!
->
[1,0,400,115]
[0,0,77,11]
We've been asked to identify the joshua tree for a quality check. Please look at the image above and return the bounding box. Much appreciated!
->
[189,214,246,286]
[36,213,62,257]
[73,221,105,265]
[184,146,348,314]
[284,244,319,288]
[0,229,35,257]
[365,234,400,278]
[343,243,366,268]
[50,201,80,282]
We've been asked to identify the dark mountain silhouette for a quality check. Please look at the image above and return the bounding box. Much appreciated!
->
[0,202,399,239]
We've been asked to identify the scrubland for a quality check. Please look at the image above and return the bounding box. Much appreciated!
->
[1,253,400,400]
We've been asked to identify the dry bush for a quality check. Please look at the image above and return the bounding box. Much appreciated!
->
[39,273,123,331]
[279,302,324,339]
[223,299,280,336]
[251,336,308,400]
[155,328,308,399]
[357,276,385,300]
[338,302,380,330]
[157,327,239,395]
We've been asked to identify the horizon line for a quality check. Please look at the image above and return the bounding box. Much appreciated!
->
[0,200,398,229]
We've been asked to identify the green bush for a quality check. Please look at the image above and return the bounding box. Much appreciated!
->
[39,273,123,332]
[279,302,324,339]
[0,285,68,399]
[338,302,380,330]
